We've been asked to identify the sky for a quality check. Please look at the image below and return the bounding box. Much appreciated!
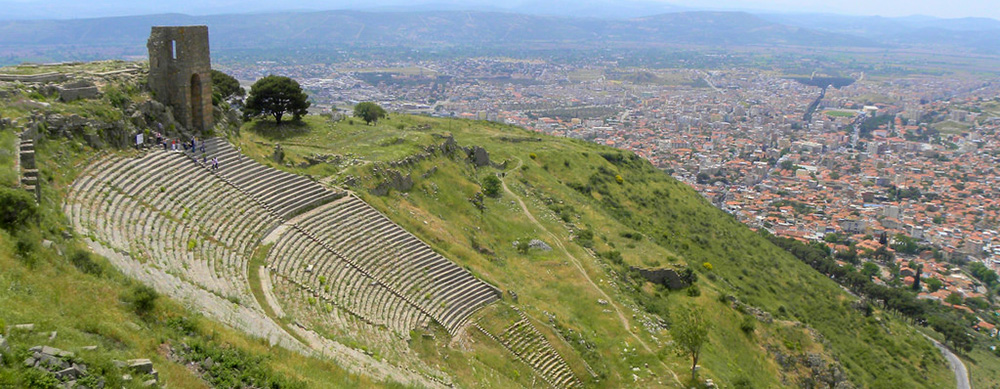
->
[0,0,998,20]
[675,0,1000,19]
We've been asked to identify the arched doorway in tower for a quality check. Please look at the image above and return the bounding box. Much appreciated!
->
[190,73,204,132]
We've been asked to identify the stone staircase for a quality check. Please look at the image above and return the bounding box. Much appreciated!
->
[494,315,582,388]
[19,136,40,201]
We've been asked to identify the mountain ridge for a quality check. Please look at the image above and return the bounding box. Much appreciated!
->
[0,10,877,51]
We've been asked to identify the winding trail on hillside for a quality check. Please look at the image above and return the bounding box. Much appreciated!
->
[499,157,681,385]
[924,334,971,389]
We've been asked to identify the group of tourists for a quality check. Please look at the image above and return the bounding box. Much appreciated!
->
[151,133,220,170]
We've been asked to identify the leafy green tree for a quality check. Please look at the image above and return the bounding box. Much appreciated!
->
[891,234,921,255]
[945,292,963,305]
[925,277,944,292]
[672,306,711,382]
[482,175,502,198]
[861,262,880,279]
[969,262,999,288]
[353,102,387,125]
[244,75,310,125]
[211,69,244,100]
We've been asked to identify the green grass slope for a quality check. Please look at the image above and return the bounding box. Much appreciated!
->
[232,114,954,388]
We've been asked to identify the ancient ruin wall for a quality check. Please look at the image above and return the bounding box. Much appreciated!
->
[147,26,213,133]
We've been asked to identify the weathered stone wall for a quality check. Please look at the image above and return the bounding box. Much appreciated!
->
[0,72,67,83]
[147,26,213,133]
[57,80,99,102]
[629,266,688,290]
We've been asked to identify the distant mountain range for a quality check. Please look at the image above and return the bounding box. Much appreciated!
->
[0,9,998,61]
[0,11,876,49]
[759,13,1000,54]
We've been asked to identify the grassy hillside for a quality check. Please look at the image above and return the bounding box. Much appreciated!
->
[232,114,954,388]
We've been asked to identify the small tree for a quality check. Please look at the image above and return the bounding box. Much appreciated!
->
[673,306,711,382]
[353,102,387,125]
[244,75,310,125]
[912,264,922,291]
[483,175,502,198]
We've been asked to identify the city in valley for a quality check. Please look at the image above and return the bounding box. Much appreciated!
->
[5,3,1000,388]
[224,56,1000,320]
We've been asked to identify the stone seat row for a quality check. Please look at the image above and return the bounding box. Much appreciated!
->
[66,151,283,305]
[267,226,429,335]
[190,138,342,218]
[268,270,411,350]
[296,196,501,332]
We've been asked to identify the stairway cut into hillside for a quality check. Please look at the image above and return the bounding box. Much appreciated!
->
[475,311,582,388]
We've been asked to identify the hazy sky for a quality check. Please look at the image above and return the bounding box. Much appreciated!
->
[676,0,1000,19]
[1,0,998,20]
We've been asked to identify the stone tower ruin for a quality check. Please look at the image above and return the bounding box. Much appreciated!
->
[147,26,213,133]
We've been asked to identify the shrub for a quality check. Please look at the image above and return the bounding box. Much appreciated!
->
[740,316,756,334]
[702,262,713,271]
[70,250,103,276]
[469,192,486,212]
[575,229,595,248]
[615,174,624,184]
[482,175,502,198]
[103,84,130,109]
[601,250,624,266]
[0,187,38,230]
[529,153,537,160]
[166,316,199,335]
[15,230,40,266]
[21,367,60,388]
[515,239,530,254]
[686,285,701,297]
[126,284,159,316]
